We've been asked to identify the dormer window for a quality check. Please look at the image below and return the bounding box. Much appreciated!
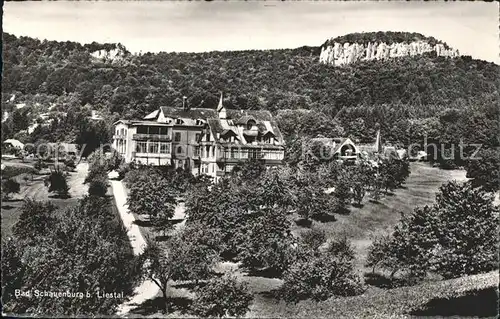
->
[175,118,184,125]
[247,119,256,130]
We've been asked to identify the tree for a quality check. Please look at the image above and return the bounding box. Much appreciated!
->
[367,206,438,282]
[2,178,20,200]
[191,275,253,318]
[292,173,335,222]
[300,227,326,251]
[366,233,394,273]
[231,158,267,182]
[348,159,375,206]
[237,206,295,275]
[367,181,499,283]
[169,223,221,284]
[13,199,57,241]
[465,148,500,192]
[432,181,499,279]
[139,241,173,314]
[127,172,176,228]
[333,171,352,210]
[46,168,70,197]
[281,240,364,303]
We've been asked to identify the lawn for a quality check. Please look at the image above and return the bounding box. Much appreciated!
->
[1,161,89,240]
[291,162,468,270]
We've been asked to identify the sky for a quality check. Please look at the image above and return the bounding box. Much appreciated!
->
[3,1,499,63]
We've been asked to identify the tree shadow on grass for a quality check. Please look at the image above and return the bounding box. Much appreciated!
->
[312,213,337,222]
[364,272,405,289]
[2,198,23,203]
[409,288,497,317]
[155,235,171,242]
[246,267,283,279]
[369,199,381,204]
[295,218,312,228]
[171,218,184,225]
[48,194,71,199]
[1,205,16,210]
[258,288,282,300]
[172,280,209,290]
[129,296,192,316]
[351,203,364,208]
[133,219,154,227]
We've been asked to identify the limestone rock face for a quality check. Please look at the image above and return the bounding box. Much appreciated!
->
[319,40,459,66]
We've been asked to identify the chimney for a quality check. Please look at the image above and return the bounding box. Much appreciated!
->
[182,96,189,111]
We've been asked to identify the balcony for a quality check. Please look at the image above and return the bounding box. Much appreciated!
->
[113,134,127,140]
[132,134,171,141]
[132,152,171,158]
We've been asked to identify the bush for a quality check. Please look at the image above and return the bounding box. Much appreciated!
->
[46,169,70,197]
[281,248,364,303]
[88,178,108,197]
[2,178,20,200]
[64,158,76,171]
[13,199,57,242]
[191,275,253,318]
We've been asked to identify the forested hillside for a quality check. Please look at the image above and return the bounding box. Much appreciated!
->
[2,32,499,162]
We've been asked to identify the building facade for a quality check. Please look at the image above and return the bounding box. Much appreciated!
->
[112,94,285,181]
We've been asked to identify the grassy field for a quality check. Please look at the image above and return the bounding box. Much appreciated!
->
[1,161,89,240]
[291,162,468,270]
[249,162,469,317]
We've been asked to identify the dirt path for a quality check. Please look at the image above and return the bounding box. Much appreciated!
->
[112,177,189,316]
[67,162,89,198]
[111,179,159,315]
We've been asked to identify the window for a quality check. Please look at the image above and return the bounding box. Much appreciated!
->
[135,141,147,153]
[195,133,201,142]
[174,132,182,142]
[194,146,200,156]
[240,149,248,159]
[249,149,262,159]
[137,126,148,134]
[176,146,183,154]
[247,120,256,130]
[160,143,170,154]
[230,148,237,159]
[148,142,159,153]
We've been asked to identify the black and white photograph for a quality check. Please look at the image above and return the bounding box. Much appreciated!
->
[1,1,499,317]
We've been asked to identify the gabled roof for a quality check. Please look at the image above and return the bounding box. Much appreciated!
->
[160,106,218,119]
[310,137,357,154]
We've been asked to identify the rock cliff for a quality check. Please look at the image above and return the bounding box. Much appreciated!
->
[319,40,459,66]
